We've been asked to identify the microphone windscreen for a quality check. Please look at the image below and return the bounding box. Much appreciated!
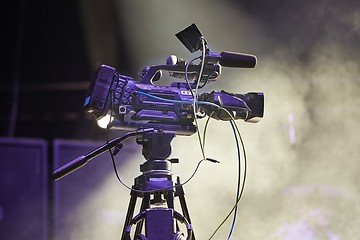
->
[219,51,257,68]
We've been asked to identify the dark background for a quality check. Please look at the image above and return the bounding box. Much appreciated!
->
[1,0,132,141]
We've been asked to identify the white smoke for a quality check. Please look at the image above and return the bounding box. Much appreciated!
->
[70,0,360,239]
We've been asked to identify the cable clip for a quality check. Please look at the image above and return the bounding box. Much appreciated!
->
[206,158,220,163]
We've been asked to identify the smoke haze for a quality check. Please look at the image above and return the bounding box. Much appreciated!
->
[67,0,360,239]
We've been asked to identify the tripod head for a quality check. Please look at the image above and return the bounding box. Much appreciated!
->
[134,131,176,195]
[136,130,175,161]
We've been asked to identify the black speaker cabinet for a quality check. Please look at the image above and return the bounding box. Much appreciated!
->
[53,138,138,240]
[0,137,48,240]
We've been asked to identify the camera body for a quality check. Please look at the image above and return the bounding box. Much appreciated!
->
[84,65,198,134]
[84,64,263,135]
[84,24,263,136]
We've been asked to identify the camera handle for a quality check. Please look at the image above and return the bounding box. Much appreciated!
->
[52,128,155,181]
[121,131,195,240]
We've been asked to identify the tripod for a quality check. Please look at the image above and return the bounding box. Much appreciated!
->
[121,131,195,240]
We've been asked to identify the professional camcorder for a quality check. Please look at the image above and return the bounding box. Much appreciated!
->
[83,24,264,135]
[54,24,264,240]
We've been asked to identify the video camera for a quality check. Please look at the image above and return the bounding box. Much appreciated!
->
[83,24,264,135]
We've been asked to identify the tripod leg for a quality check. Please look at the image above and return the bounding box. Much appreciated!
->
[121,189,139,240]
[165,189,174,209]
[165,188,183,233]
[175,177,196,240]
[135,193,150,236]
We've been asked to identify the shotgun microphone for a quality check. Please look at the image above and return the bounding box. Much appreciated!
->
[206,51,257,68]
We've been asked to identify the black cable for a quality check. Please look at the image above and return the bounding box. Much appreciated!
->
[185,56,201,94]
[208,119,247,239]
[227,120,242,239]
[106,89,132,190]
